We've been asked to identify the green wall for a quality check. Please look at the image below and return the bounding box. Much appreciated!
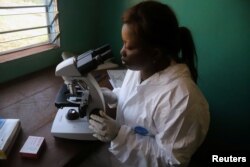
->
[58,0,99,53]
[1,0,249,154]
[98,0,250,152]
[0,49,61,83]
[179,0,249,149]
[165,0,250,151]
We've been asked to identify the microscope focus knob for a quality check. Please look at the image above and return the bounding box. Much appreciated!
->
[66,109,80,120]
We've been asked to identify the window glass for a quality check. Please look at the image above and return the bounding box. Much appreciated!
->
[0,0,60,55]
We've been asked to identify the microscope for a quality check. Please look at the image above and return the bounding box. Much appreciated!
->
[51,44,113,140]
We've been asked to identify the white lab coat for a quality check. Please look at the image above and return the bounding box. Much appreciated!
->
[109,64,210,167]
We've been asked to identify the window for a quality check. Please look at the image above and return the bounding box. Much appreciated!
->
[0,0,60,55]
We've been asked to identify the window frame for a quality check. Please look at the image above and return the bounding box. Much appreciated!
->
[0,0,60,58]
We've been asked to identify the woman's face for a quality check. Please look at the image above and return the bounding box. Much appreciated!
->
[120,24,153,71]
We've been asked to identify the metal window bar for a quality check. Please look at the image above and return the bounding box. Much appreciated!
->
[0,26,50,35]
[0,0,60,54]
[0,12,59,35]
[0,5,48,9]
[0,11,58,16]
[0,12,58,34]
[0,32,59,56]
[0,32,59,44]
[46,0,58,44]
[0,0,54,9]
[0,42,55,56]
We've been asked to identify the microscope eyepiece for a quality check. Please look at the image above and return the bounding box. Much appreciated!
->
[92,44,111,57]
[76,44,113,75]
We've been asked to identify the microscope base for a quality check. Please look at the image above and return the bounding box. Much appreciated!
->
[51,107,96,140]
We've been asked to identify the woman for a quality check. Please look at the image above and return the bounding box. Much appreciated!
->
[89,1,210,166]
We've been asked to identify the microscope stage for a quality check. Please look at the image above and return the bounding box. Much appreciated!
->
[51,107,96,140]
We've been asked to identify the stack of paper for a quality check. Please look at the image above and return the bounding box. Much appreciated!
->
[0,119,21,159]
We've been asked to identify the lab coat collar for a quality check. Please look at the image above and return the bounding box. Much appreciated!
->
[139,64,191,86]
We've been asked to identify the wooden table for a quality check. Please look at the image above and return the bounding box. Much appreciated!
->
[0,68,115,167]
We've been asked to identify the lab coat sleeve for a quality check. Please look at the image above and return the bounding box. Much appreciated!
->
[106,87,120,108]
[109,94,208,167]
[108,70,127,108]
[112,87,121,96]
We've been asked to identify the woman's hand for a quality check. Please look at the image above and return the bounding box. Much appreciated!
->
[89,110,120,142]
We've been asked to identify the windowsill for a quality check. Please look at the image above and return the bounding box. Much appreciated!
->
[0,44,59,63]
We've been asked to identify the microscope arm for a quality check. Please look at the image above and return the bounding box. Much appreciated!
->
[55,44,112,118]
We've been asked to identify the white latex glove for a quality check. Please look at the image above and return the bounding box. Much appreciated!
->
[89,110,120,142]
[101,87,117,105]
